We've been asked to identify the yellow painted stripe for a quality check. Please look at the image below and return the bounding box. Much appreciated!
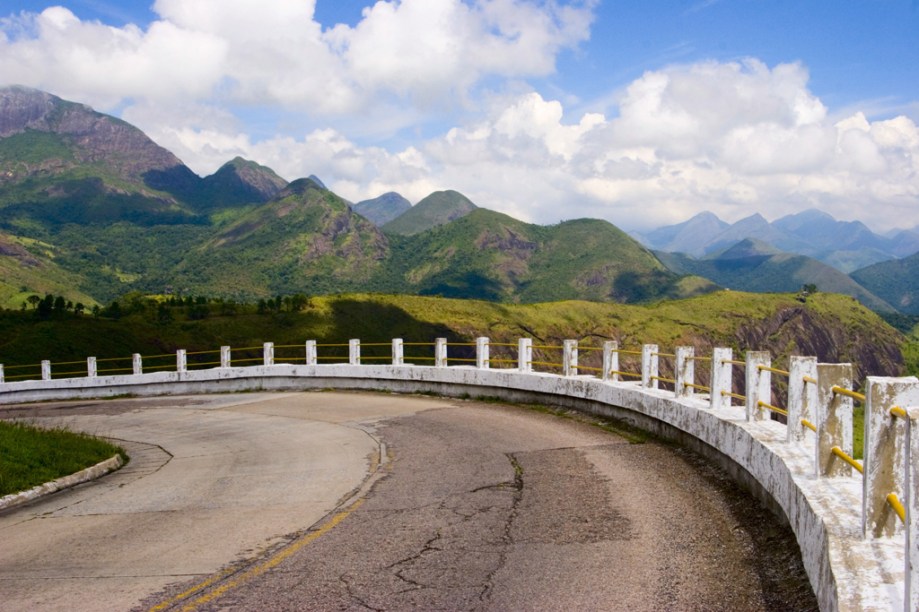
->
[149,498,365,612]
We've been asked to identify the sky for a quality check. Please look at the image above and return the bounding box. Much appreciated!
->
[1,1,918,233]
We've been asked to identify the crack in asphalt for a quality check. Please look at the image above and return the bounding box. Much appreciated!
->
[479,452,523,605]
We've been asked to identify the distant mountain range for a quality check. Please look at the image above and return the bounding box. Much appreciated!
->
[636,210,919,272]
[1,86,918,315]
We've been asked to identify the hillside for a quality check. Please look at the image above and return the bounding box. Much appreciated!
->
[168,178,390,297]
[851,252,919,314]
[382,190,478,235]
[385,209,716,303]
[0,292,904,384]
[657,239,894,312]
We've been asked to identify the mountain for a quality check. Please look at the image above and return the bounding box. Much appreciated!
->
[641,208,910,272]
[387,209,716,303]
[169,178,389,297]
[353,192,412,226]
[198,157,288,210]
[657,238,894,312]
[851,252,919,314]
[0,85,205,226]
[639,211,729,256]
[381,190,477,235]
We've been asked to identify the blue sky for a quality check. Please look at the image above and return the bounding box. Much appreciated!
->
[1,1,918,231]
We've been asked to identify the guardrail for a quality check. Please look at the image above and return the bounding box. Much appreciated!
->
[2,337,917,610]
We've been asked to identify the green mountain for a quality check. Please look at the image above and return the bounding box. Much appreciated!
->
[167,178,389,298]
[386,209,716,302]
[381,190,477,235]
[657,238,894,312]
[851,252,919,314]
[353,192,411,225]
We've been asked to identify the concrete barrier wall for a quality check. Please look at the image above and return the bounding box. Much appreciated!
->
[0,362,903,610]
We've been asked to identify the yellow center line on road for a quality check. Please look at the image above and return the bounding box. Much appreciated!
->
[148,497,366,612]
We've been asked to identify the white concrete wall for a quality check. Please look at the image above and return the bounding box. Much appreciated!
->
[0,363,901,610]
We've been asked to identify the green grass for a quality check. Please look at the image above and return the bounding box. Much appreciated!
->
[0,420,125,496]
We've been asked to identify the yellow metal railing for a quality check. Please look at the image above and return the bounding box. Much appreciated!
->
[831,446,864,474]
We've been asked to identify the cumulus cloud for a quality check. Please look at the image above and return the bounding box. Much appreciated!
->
[1,0,594,113]
[1,2,917,232]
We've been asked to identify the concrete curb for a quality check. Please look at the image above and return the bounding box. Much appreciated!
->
[0,453,124,511]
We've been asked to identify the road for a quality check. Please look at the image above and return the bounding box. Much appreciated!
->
[0,392,817,611]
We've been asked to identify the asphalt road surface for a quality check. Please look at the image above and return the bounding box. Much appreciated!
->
[0,392,817,611]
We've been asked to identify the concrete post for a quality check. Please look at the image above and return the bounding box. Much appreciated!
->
[87,357,97,378]
[745,352,772,421]
[518,338,532,373]
[0,364,4,384]
[863,376,919,538]
[674,347,693,399]
[710,347,733,410]
[788,356,818,443]
[349,339,360,365]
[132,353,142,375]
[817,363,855,478]
[176,350,187,373]
[305,341,317,366]
[641,344,658,389]
[435,338,447,368]
[263,342,274,366]
[476,337,489,369]
[907,406,919,612]
[563,340,578,377]
[392,338,404,366]
[41,360,51,381]
[603,341,618,382]
[220,346,231,368]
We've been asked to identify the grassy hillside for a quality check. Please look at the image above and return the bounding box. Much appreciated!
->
[851,252,919,314]
[0,292,904,383]
[658,242,893,312]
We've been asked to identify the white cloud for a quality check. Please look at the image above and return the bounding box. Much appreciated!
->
[1,2,917,233]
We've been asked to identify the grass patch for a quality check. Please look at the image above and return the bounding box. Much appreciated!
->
[0,420,125,496]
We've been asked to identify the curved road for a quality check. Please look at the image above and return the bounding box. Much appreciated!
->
[0,392,816,611]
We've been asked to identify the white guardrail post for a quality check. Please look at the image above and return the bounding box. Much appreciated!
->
[602,341,618,382]
[132,353,143,375]
[642,344,658,389]
[710,348,732,410]
[392,338,404,366]
[745,351,771,421]
[518,338,532,373]
[563,340,578,377]
[476,337,489,369]
[349,339,360,365]
[435,338,447,368]
[0,364,5,384]
[263,342,274,366]
[863,377,919,538]
[41,360,51,381]
[675,346,693,399]
[176,350,186,373]
[220,346,231,368]
[87,357,97,379]
[305,340,317,366]
[908,405,919,612]
[816,363,855,478]
[788,356,818,443]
